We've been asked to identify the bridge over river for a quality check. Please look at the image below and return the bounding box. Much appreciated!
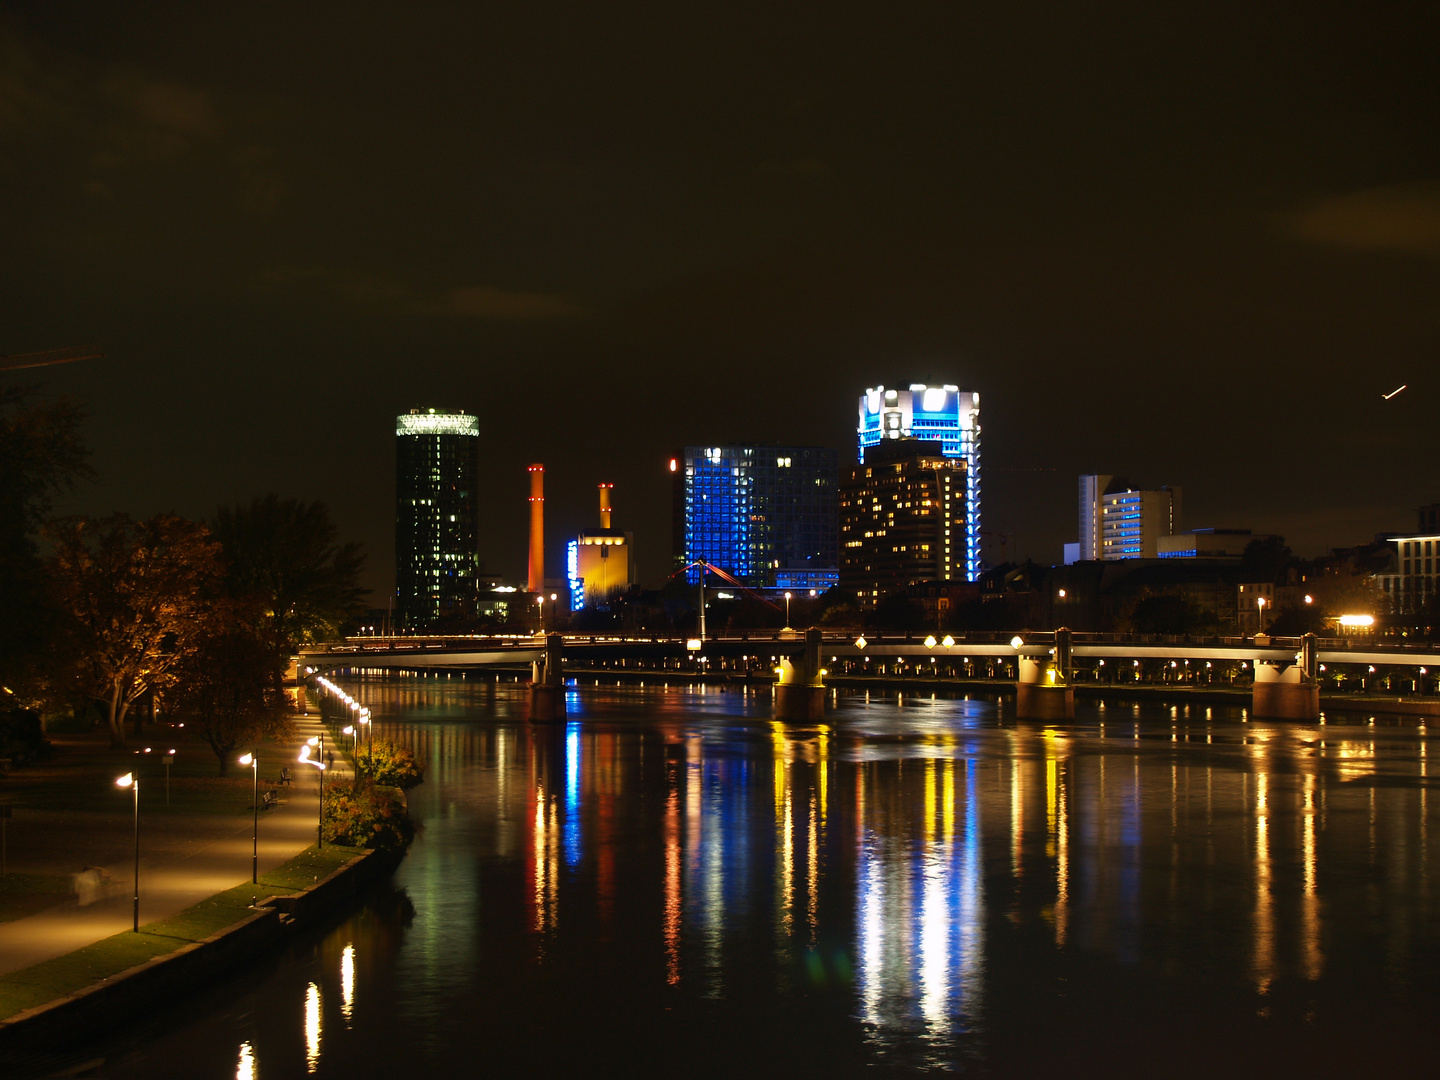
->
[299,630,1440,723]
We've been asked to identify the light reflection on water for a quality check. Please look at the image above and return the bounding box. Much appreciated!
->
[95,680,1440,1077]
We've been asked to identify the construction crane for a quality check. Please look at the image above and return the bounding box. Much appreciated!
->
[0,346,104,372]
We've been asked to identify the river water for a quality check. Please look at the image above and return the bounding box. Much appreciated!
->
[89,678,1440,1077]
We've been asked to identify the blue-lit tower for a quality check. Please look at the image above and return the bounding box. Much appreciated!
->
[858,384,981,580]
[395,408,480,628]
[671,446,838,590]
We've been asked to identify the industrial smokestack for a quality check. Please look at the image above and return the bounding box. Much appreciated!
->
[528,464,544,593]
[598,483,613,530]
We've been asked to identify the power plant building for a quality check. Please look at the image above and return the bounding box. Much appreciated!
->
[567,484,635,610]
[858,383,981,580]
[395,408,480,628]
[671,445,838,590]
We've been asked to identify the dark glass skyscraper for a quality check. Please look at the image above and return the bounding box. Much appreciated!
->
[395,409,479,628]
[671,445,838,589]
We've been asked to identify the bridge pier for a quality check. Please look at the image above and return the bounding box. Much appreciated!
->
[528,633,567,722]
[1014,628,1075,721]
[1251,633,1320,721]
[775,628,826,722]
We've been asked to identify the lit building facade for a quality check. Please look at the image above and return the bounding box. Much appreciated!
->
[567,484,635,610]
[395,408,480,628]
[839,438,967,605]
[1073,475,1181,561]
[1377,521,1440,614]
[671,445,838,589]
[857,384,981,580]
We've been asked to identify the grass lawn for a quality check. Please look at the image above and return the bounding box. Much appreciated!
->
[0,843,365,1020]
[3,728,281,817]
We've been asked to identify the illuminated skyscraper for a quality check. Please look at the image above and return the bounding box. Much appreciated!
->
[671,445,838,590]
[840,438,967,604]
[395,408,479,628]
[857,383,981,580]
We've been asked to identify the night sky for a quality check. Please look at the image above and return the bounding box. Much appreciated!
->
[4,3,1437,600]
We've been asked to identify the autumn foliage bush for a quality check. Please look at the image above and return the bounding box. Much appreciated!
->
[322,782,415,851]
[355,739,425,789]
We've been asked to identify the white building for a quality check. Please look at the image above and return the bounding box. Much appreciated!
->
[1071,474,1181,562]
[1377,533,1440,614]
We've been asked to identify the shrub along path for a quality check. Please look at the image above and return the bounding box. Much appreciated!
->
[0,707,351,979]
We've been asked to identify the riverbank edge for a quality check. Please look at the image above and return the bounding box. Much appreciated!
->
[562,667,1440,716]
[0,845,403,1056]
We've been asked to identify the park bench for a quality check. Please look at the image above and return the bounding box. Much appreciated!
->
[262,789,278,811]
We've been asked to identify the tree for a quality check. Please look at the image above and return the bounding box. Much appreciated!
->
[165,609,293,775]
[1242,536,1294,583]
[210,495,368,652]
[1130,593,1214,635]
[46,514,222,747]
[0,386,90,697]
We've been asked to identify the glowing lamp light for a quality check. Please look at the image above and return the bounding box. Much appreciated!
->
[1010,636,1024,650]
[116,772,134,788]
[238,753,254,766]
[855,636,867,649]
[924,635,938,649]
[1338,614,1375,627]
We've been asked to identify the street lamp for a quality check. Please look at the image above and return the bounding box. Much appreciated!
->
[343,725,357,758]
[115,772,140,931]
[1256,596,1267,633]
[239,752,259,883]
[299,735,326,849]
[784,591,792,629]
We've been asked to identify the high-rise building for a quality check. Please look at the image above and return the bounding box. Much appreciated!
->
[857,383,981,580]
[840,438,967,605]
[671,445,838,589]
[1073,474,1181,561]
[395,408,479,628]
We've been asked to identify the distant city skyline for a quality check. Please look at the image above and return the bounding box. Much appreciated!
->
[8,6,1436,596]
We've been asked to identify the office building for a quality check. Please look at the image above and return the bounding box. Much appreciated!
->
[671,445,838,589]
[567,484,635,610]
[1377,505,1440,614]
[857,383,981,580]
[1157,529,1262,560]
[395,408,480,628]
[1071,475,1181,562]
[839,438,967,605]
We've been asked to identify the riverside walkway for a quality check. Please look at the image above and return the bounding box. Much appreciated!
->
[0,710,346,978]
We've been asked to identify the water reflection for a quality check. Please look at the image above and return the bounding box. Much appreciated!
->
[92,683,1440,1077]
[304,982,320,1073]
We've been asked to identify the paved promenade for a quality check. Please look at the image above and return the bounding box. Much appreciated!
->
[0,710,349,978]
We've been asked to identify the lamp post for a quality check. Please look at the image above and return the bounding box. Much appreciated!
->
[784,591,792,629]
[299,735,326,849]
[360,707,372,759]
[1257,596,1267,634]
[238,752,259,883]
[115,772,140,931]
